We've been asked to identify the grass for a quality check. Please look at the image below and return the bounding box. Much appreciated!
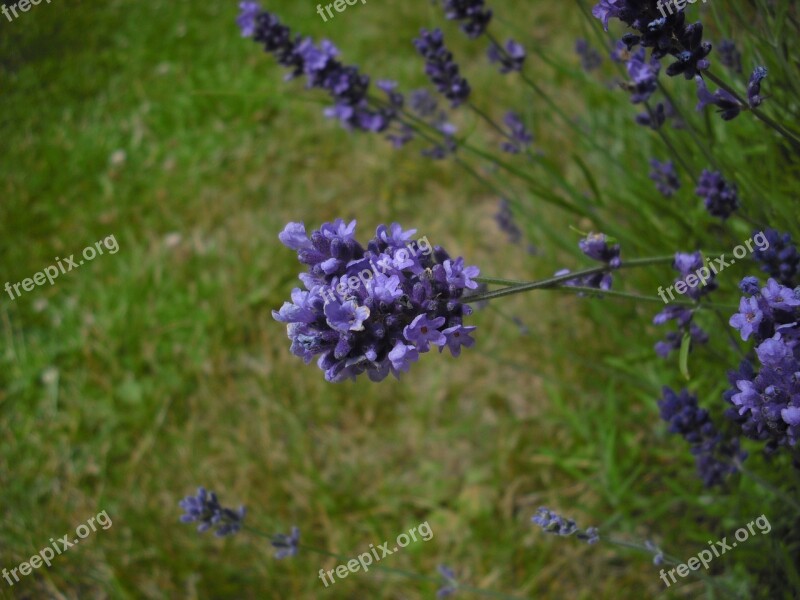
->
[2,0,799,598]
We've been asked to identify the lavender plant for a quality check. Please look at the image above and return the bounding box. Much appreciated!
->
[187,0,800,596]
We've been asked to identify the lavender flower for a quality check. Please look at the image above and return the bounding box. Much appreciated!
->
[695,76,742,121]
[437,565,459,597]
[752,229,799,287]
[239,4,396,133]
[271,526,300,559]
[644,540,665,566]
[179,487,246,537]
[500,111,533,154]
[695,169,739,219]
[649,159,680,197]
[557,232,621,291]
[273,220,480,382]
[724,281,800,453]
[236,1,261,38]
[486,38,526,74]
[592,0,711,79]
[494,198,522,244]
[441,0,492,38]
[625,48,660,103]
[635,103,666,129]
[718,39,742,73]
[659,388,745,487]
[414,29,471,107]
[408,89,458,158]
[579,232,621,268]
[532,508,599,544]
[575,39,603,71]
[653,252,715,357]
[747,66,768,108]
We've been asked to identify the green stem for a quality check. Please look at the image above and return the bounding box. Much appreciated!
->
[244,527,525,599]
[734,460,800,512]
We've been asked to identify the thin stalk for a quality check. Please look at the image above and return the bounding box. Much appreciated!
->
[244,527,525,599]
[734,460,800,512]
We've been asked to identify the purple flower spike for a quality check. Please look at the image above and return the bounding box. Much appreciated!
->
[271,526,300,559]
[649,159,680,197]
[414,29,471,107]
[487,39,526,74]
[441,0,492,38]
[274,219,479,382]
[659,388,745,487]
[695,76,742,121]
[747,66,768,108]
[696,169,739,219]
[237,1,261,38]
[179,487,246,537]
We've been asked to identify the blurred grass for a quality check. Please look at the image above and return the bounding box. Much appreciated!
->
[1,0,797,598]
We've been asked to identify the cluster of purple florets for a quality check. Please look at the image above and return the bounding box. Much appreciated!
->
[653,252,715,358]
[273,220,479,382]
[179,487,246,537]
[593,0,711,79]
[658,387,745,487]
[556,232,621,291]
[414,29,472,107]
[531,507,600,544]
[237,2,397,132]
[441,0,493,39]
[724,277,800,452]
[695,169,739,219]
[649,159,680,197]
[593,0,768,124]
[752,228,800,287]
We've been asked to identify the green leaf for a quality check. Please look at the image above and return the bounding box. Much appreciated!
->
[679,332,691,380]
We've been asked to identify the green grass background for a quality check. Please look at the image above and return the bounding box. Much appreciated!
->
[1,0,798,598]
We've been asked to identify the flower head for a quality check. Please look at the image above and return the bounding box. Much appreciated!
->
[437,565,459,598]
[414,29,471,107]
[239,5,396,133]
[752,229,799,287]
[747,66,768,108]
[718,39,742,73]
[576,39,603,71]
[487,39,526,74]
[271,526,300,559]
[695,169,739,219]
[659,388,745,486]
[441,0,492,38]
[274,220,479,382]
[179,487,246,537]
[500,111,533,154]
[625,48,660,103]
[695,76,742,121]
[649,159,680,197]
[532,507,599,544]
